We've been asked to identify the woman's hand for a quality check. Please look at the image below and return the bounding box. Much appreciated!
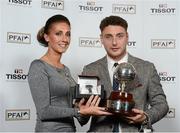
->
[78,95,112,116]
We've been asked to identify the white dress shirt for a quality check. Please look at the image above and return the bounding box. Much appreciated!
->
[107,53,128,85]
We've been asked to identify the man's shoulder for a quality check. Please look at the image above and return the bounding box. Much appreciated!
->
[85,56,106,68]
[129,54,154,66]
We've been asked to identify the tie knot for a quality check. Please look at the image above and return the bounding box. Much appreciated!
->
[114,63,119,67]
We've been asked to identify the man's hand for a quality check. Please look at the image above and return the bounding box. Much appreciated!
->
[123,108,147,124]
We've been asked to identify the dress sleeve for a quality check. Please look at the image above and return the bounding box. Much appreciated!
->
[28,60,79,120]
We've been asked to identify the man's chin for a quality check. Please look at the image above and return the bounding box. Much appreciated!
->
[109,53,126,60]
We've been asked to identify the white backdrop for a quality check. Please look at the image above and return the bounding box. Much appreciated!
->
[0,0,179,132]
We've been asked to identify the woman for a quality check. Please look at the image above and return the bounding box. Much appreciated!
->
[28,14,110,132]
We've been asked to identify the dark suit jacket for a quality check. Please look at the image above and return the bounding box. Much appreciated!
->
[82,54,169,132]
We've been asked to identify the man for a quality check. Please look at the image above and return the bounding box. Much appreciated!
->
[82,15,169,132]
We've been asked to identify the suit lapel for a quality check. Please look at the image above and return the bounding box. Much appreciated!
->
[98,56,112,95]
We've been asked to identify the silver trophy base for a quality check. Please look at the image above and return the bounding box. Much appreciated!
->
[106,99,135,116]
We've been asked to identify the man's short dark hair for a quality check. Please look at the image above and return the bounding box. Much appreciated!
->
[99,15,128,32]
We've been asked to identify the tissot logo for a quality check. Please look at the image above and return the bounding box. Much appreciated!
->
[8,0,32,7]
[7,32,31,44]
[159,72,176,83]
[6,109,30,121]
[112,4,136,14]
[151,39,175,49]
[79,37,102,48]
[41,0,64,10]
[6,68,28,82]
[79,1,103,13]
[127,41,136,48]
[165,108,175,118]
[150,3,176,15]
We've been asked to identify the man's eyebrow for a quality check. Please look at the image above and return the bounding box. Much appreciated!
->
[116,32,126,35]
[104,33,113,36]
[104,33,125,36]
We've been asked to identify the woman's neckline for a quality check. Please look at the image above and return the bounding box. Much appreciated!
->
[39,59,65,70]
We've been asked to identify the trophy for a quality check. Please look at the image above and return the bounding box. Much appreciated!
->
[106,62,136,116]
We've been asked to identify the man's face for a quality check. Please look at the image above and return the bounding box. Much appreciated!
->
[100,25,128,61]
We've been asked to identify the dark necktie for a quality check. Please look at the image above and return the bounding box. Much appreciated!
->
[112,63,119,132]
[113,63,119,91]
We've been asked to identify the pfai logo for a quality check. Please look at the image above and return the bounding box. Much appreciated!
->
[165,108,175,118]
[151,39,175,49]
[112,4,136,14]
[6,109,30,121]
[41,0,64,10]
[79,37,102,47]
[7,32,31,44]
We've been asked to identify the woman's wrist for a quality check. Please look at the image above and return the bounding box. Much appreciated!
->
[74,108,81,117]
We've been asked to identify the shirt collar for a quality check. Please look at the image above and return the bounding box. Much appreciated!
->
[107,52,128,70]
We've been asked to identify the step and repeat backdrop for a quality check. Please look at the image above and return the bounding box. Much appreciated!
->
[0,0,179,132]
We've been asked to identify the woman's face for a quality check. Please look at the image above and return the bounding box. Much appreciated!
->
[44,22,71,54]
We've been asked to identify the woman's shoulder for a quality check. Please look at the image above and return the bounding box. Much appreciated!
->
[28,59,49,76]
[29,59,46,70]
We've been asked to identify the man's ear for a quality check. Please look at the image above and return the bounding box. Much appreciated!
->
[126,32,129,39]
[100,34,103,44]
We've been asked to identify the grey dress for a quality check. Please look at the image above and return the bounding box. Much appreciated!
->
[28,59,81,132]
